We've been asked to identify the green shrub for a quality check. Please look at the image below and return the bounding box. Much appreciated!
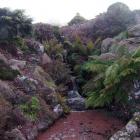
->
[20,97,40,121]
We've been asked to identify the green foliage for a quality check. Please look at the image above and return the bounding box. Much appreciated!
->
[82,48,140,108]
[20,97,40,121]
[44,60,71,85]
[44,39,64,59]
[114,31,128,40]
[110,44,130,57]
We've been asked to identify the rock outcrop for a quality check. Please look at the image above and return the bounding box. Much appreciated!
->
[110,112,140,140]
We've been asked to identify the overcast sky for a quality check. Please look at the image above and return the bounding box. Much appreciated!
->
[0,0,140,25]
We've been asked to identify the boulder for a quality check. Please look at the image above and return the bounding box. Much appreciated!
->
[17,76,38,95]
[9,59,26,70]
[67,97,85,111]
[128,24,140,37]
[68,90,81,98]
[110,37,140,54]
[32,66,56,90]
[110,112,140,140]
[67,90,85,111]
[101,38,116,53]
[118,37,140,52]
[41,53,52,65]
[25,39,44,54]
[53,104,63,117]
[98,53,117,61]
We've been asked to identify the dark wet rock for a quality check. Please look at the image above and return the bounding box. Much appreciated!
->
[68,90,81,98]
[37,122,50,131]
[67,97,85,111]
[67,90,85,111]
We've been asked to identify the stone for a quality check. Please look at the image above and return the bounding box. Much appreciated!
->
[37,121,49,131]
[128,24,140,37]
[68,90,81,98]
[101,38,116,53]
[32,66,56,90]
[9,59,26,70]
[98,53,117,61]
[110,129,131,140]
[41,53,52,65]
[110,112,140,140]
[17,76,38,94]
[53,104,63,117]
[67,97,85,111]
[125,120,138,134]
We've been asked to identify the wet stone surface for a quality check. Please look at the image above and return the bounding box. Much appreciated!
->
[37,110,125,140]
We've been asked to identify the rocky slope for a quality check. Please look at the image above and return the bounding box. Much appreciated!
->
[0,41,69,140]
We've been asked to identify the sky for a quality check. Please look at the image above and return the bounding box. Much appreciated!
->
[0,0,140,25]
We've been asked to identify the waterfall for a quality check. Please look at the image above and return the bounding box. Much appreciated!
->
[133,80,140,98]
[71,76,78,91]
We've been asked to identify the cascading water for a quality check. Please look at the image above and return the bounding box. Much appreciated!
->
[67,76,85,111]
[133,80,140,98]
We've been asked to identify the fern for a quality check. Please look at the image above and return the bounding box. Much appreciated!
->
[83,48,140,108]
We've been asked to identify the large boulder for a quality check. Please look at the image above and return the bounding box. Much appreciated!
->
[41,53,52,65]
[109,37,140,54]
[53,104,63,117]
[67,90,85,111]
[110,112,140,140]
[32,66,56,90]
[98,53,117,61]
[128,24,140,37]
[9,59,26,70]
[101,38,116,53]
[16,76,38,95]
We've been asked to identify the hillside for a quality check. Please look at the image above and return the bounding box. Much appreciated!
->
[0,2,140,140]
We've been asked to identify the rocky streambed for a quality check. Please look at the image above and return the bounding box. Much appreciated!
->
[37,110,125,140]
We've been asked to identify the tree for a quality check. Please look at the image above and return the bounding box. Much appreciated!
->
[0,8,32,39]
[68,13,86,26]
